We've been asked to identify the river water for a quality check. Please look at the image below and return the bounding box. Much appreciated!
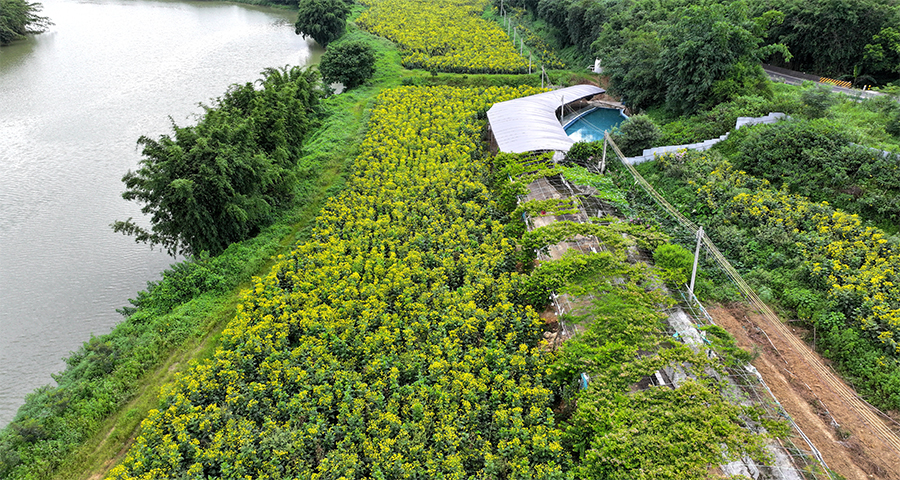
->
[0,0,322,427]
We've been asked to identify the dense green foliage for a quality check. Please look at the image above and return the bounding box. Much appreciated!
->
[610,114,660,156]
[720,118,900,231]
[112,67,324,257]
[751,0,900,82]
[496,0,789,113]
[319,40,377,89]
[500,0,900,86]
[558,164,628,210]
[652,243,693,287]
[493,151,780,477]
[630,149,900,411]
[554,274,778,479]
[294,0,350,47]
[102,80,782,479]
[0,0,50,45]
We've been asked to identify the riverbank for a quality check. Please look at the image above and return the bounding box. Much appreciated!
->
[11,0,900,477]
[0,18,398,480]
[0,12,567,476]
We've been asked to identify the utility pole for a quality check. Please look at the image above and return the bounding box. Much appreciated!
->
[689,226,704,304]
[600,134,607,174]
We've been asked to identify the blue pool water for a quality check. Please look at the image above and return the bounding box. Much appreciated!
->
[565,108,627,142]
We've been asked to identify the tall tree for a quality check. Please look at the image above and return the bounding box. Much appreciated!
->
[658,4,788,114]
[0,0,51,45]
[113,67,323,256]
[294,0,350,47]
[754,0,899,77]
[319,40,376,90]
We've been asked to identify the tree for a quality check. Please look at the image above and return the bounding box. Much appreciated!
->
[865,27,900,80]
[754,0,898,78]
[658,4,787,115]
[598,4,788,115]
[611,114,661,157]
[0,0,52,45]
[113,67,323,256]
[294,0,350,47]
[319,40,376,90]
[599,29,664,112]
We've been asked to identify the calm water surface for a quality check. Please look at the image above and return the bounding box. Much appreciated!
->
[565,108,626,142]
[0,0,322,426]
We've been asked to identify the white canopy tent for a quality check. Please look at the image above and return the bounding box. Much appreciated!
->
[487,85,604,154]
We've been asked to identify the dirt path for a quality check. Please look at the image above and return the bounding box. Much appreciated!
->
[710,304,900,480]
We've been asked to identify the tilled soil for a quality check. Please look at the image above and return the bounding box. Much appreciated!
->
[710,304,900,480]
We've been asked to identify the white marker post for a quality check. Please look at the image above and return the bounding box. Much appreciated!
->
[689,226,703,304]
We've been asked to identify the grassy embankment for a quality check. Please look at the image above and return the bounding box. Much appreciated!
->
[9,11,594,477]
[0,20,402,480]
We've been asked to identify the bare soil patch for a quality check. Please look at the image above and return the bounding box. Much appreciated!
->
[711,304,900,480]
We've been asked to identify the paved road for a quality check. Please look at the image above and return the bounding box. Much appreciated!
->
[763,67,884,100]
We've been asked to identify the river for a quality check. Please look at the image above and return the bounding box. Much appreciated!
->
[0,0,322,427]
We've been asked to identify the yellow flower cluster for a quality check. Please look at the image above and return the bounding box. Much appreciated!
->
[689,156,900,354]
[357,0,529,73]
[107,85,568,479]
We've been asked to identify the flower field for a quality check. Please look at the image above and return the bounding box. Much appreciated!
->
[639,151,900,410]
[107,85,575,479]
[357,0,529,73]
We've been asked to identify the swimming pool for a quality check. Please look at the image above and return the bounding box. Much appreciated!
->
[564,107,627,143]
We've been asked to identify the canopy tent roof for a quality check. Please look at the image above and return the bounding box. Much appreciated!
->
[487,85,605,154]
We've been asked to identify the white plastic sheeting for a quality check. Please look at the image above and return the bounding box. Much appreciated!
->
[487,85,604,154]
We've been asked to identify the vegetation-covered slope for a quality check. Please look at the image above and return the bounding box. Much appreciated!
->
[107,85,575,479]
[629,149,900,411]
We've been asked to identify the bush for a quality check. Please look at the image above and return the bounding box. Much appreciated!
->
[653,243,693,287]
[799,83,838,118]
[294,0,350,47]
[319,40,377,90]
[611,114,661,156]
[565,141,603,165]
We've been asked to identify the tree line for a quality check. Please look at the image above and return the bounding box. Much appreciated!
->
[497,0,900,113]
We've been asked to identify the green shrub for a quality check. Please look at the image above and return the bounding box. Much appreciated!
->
[565,141,603,164]
[653,243,693,287]
[611,114,661,156]
[799,83,839,118]
[319,40,377,90]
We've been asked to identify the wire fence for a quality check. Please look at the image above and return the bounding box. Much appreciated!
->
[509,142,832,478]
[603,131,900,470]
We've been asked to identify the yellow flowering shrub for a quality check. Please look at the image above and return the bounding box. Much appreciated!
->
[645,150,900,409]
[357,0,529,73]
[107,86,570,479]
